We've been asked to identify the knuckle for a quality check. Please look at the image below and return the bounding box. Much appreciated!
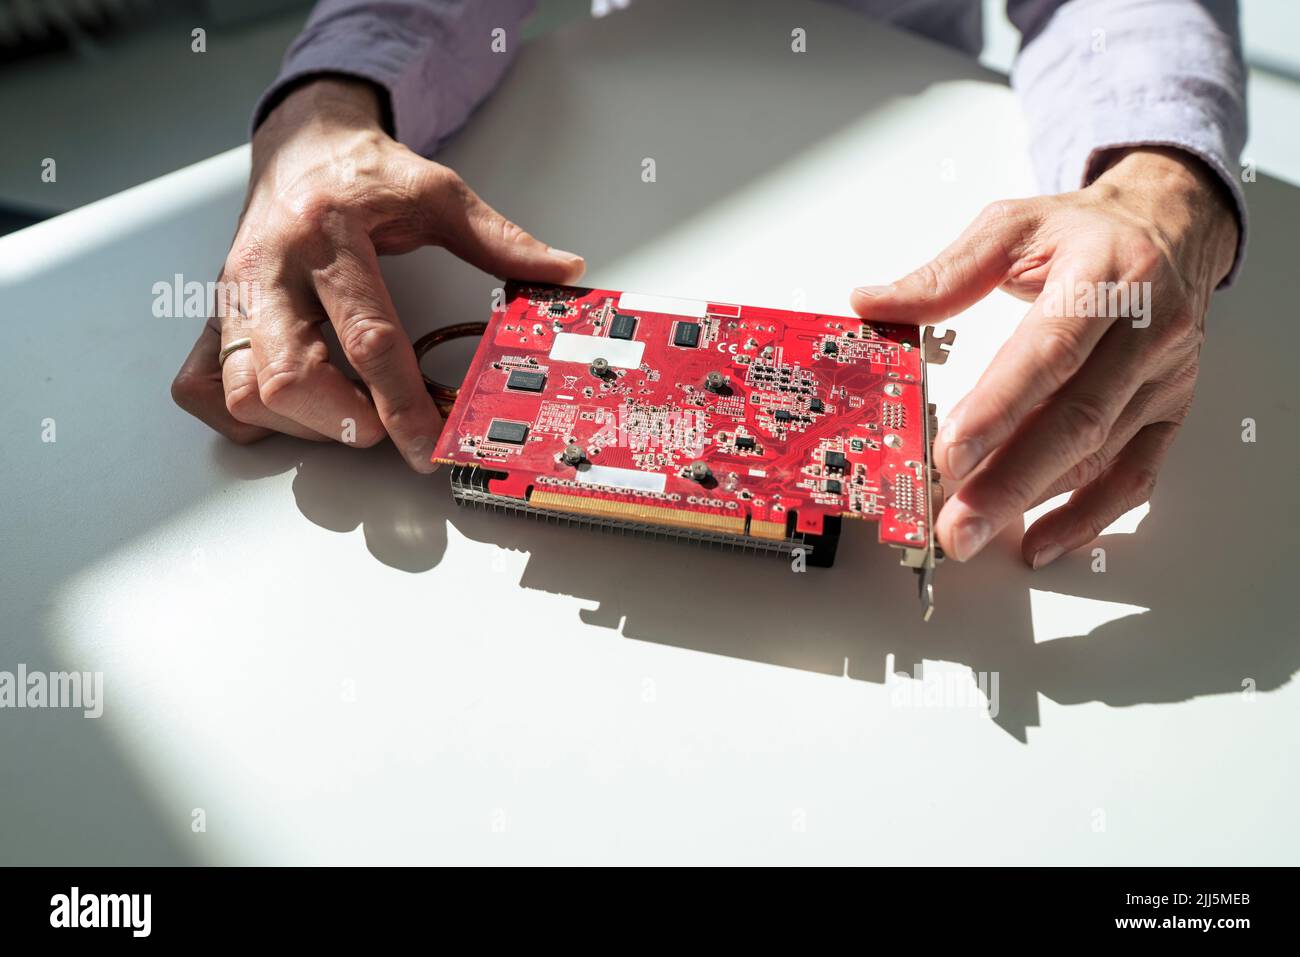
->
[1162,304,1202,345]
[225,240,266,280]
[380,387,419,422]
[224,380,264,423]
[495,216,533,247]
[342,317,402,372]
[226,426,265,446]
[291,191,347,229]
[1128,465,1159,504]
[257,359,307,411]
[430,163,466,194]
[983,467,1038,512]
[908,259,949,301]
[170,371,202,410]
[1035,323,1091,379]
[1058,395,1111,454]
[423,163,467,204]
[350,424,387,448]
[1125,237,1166,279]
[978,199,1021,228]
[1064,449,1110,490]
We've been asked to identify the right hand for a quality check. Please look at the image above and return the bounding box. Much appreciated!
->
[170,76,586,472]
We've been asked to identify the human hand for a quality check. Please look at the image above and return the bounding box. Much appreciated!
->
[851,147,1239,567]
[171,76,585,472]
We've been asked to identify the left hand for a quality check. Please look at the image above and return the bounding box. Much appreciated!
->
[850,147,1239,568]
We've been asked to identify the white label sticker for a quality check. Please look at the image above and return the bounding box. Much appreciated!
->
[575,465,667,493]
[617,291,709,318]
[549,333,644,368]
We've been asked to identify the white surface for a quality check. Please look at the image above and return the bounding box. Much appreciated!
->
[1,0,1296,865]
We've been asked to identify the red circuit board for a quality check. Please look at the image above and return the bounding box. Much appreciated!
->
[433,282,941,600]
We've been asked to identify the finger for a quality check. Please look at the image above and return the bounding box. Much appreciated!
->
[220,331,327,442]
[933,270,1122,482]
[245,284,387,447]
[849,199,1046,325]
[1026,378,1181,508]
[1021,421,1178,568]
[171,316,272,445]
[313,238,443,472]
[420,166,587,282]
[934,324,1151,561]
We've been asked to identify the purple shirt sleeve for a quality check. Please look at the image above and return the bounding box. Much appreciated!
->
[255,0,1249,284]
[1010,0,1249,285]
[251,0,537,156]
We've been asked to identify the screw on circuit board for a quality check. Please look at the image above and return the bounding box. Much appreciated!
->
[561,444,585,466]
[590,357,611,378]
[704,370,726,393]
[688,461,712,483]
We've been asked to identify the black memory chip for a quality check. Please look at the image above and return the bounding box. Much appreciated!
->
[825,450,847,471]
[506,369,547,392]
[487,419,529,445]
[672,322,701,348]
[609,313,637,340]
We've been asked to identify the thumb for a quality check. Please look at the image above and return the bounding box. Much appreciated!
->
[425,168,586,283]
[849,199,1039,325]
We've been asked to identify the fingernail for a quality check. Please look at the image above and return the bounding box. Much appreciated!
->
[853,284,892,298]
[950,516,991,562]
[945,438,984,480]
[1032,544,1064,569]
[547,246,584,264]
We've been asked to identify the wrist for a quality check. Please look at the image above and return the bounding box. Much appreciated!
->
[252,76,387,162]
[1091,146,1239,288]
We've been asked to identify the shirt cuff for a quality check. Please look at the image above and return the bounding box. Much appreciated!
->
[1080,129,1247,289]
[251,10,435,151]
[1013,1,1249,287]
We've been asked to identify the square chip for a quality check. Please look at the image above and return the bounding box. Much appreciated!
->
[506,369,547,392]
[825,479,842,494]
[672,322,701,348]
[810,397,825,413]
[609,313,638,340]
[486,419,529,445]
[825,450,847,471]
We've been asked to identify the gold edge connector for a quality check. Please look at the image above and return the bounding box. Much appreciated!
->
[529,490,750,537]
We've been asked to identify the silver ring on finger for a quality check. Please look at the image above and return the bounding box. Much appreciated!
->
[219,337,253,367]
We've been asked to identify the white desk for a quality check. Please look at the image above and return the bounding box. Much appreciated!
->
[2,0,1296,865]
